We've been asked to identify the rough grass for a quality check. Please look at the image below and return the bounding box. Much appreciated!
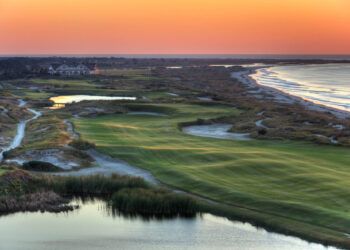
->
[23,114,70,150]
[44,174,149,196]
[111,188,197,217]
[73,102,350,246]
[0,169,6,176]
[30,78,96,88]
[97,68,151,77]
[12,90,52,101]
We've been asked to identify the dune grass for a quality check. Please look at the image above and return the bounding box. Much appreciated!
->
[24,114,70,150]
[73,102,350,245]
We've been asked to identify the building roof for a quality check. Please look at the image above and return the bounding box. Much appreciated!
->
[55,64,90,71]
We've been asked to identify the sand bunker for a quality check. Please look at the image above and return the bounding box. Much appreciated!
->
[183,124,251,141]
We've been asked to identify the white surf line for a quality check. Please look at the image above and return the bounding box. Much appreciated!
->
[233,67,350,119]
[0,100,42,162]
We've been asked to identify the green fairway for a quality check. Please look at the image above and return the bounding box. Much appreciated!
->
[73,102,350,241]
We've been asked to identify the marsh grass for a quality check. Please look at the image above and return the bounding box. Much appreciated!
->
[0,170,199,219]
[111,188,197,217]
[44,174,149,196]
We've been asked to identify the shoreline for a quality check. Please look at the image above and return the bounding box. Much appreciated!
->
[232,66,350,120]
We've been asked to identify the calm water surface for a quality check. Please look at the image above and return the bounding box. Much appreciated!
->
[0,199,339,250]
[50,95,136,109]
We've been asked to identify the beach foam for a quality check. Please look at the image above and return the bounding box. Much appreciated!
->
[252,64,350,112]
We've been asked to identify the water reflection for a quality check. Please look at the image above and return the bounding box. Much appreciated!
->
[49,95,136,109]
[0,199,339,250]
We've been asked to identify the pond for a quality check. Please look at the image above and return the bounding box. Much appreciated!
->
[50,95,137,109]
[0,199,338,250]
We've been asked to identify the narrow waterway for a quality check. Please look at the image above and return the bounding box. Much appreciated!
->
[0,100,42,162]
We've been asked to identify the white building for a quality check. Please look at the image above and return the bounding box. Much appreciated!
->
[49,64,91,76]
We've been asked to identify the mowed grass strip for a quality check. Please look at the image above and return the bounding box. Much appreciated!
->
[73,103,350,235]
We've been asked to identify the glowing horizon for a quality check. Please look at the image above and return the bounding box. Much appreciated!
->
[1,0,350,55]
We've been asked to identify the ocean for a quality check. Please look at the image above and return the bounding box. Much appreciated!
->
[252,63,350,112]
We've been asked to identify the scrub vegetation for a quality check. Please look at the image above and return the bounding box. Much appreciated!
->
[0,170,199,218]
[111,188,197,217]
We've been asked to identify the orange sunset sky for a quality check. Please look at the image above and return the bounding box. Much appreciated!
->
[0,0,350,55]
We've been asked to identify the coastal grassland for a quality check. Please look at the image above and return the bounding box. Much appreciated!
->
[0,170,197,217]
[73,102,350,247]
[4,113,68,158]
[23,114,70,150]
[98,68,151,77]
[30,78,96,88]
[3,113,70,156]
[5,78,99,94]
[11,89,52,101]
[3,112,94,170]
[9,78,179,101]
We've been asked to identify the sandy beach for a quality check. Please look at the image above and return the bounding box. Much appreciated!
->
[232,66,350,119]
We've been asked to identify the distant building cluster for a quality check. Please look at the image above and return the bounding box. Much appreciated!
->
[48,64,91,76]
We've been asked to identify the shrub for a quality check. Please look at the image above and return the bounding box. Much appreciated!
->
[69,139,95,150]
[0,170,41,196]
[22,161,61,172]
[1,150,14,160]
[258,128,267,135]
